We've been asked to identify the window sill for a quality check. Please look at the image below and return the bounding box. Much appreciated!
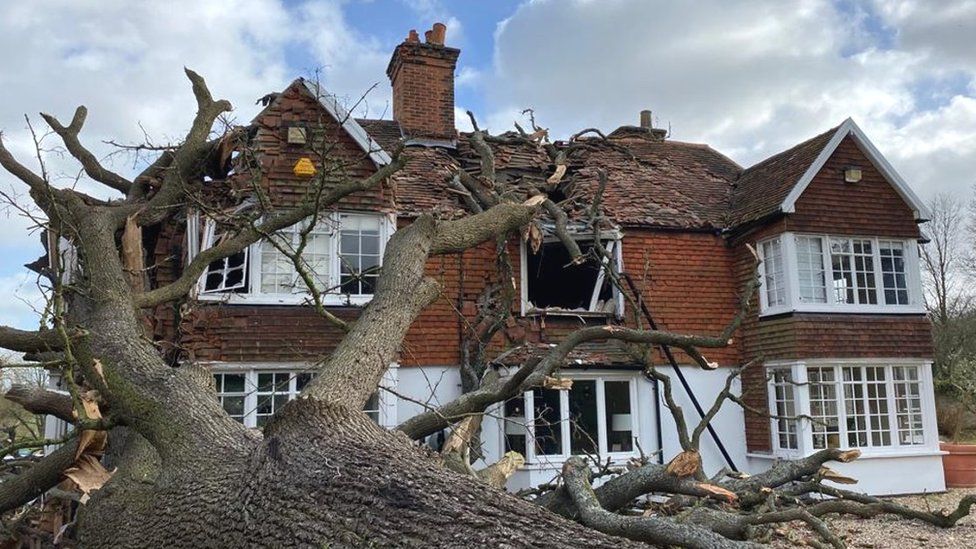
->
[759,304,927,318]
[196,293,373,307]
[750,448,944,461]
[523,308,615,318]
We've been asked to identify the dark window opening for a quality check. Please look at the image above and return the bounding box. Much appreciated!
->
[526,241,614,312]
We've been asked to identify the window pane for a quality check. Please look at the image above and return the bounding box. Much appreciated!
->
[893,366,925,445]
[807,367,840,449]
[214,373,247,423]
[533,388,563,456]
[796,236,827,303]
[222,395,245,418]
[568,380,599,455]
[339,215,383,296]
[864,366,890,446]
[222,373,245,393]
[295,372,314,391]
[879,241,910,305]
[203,249,249,293]
[762,239,786,307]
[503,396,527,455]
[363,391,381,423]
[771,370,798,450]
[604,381,633,452]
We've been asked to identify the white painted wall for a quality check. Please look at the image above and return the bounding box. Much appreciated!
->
[392,364,947,496]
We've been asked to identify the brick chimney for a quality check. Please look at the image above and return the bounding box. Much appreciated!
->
[386,22,460,141]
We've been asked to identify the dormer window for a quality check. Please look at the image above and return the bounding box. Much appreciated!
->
[188,212,393,306]
[757,232,923,315]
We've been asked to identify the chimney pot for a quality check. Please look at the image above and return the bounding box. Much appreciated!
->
[407,29,419,43]
[431,22,447,45]
[640,110,652,129]
[424,29,433,43]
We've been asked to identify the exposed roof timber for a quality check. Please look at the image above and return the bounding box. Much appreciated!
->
[780,118,930,221]
[297,78,393,167]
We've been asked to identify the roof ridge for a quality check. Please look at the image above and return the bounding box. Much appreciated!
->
[740,123,841,174]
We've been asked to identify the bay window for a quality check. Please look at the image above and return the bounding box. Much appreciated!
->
[502,375,638,463]
[189,212,392,305]
[766,361,935,456]
[757,232,923,315]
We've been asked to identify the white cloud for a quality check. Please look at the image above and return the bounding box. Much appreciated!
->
[0,0,392,328]
[485,0,976,204]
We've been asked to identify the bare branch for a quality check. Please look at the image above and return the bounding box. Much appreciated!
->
[560,457,761,549]
[40,106,132,194]
[0,326,65,353]
[0,438,80,514]
[4,384,74,423]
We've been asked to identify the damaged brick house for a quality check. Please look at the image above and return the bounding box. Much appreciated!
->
[60,24,939,495]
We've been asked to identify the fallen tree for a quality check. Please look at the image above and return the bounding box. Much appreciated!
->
[0,70,970,547]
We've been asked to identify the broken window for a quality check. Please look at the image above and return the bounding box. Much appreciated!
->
[525,239,619,314]
[200,219,249,294]
[188,211,391,304]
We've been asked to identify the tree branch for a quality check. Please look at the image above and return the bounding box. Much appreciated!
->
[560,457,761,549]
[0,439,80,514]
[40,106,132,194]
[4,384,74,423]
[0,326,65,354]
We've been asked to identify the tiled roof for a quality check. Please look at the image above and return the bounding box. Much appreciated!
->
[729,125,840,226]
[354,118,845,230]
[569,136,741,228]
[355,119,403,152]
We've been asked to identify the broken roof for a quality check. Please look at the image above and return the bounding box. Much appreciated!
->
[278,77,924,231]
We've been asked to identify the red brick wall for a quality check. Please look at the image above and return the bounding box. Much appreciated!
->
[620,230,742,367]
[387,42,459,140]
[247,83,393,212]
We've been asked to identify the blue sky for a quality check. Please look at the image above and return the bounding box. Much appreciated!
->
[0,0,974,332]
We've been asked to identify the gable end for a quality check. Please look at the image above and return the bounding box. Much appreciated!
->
[780,118,929,221]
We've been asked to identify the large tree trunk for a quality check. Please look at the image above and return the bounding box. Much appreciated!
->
[78,403,640,548]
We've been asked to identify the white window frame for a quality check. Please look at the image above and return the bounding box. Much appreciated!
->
[757,232,925,316]
[500,372,640,466]
[767,366,802,457]
[763,359,938,459]
[189,212,394,306]
[519,230,626,317]
[209,362,398,428]
[758,236,789,312]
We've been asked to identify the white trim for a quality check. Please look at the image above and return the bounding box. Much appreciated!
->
[757,232,926,317]
[298,79,392,167]
[780,118,930,220]
[501,371,642,467]
[763,359,938,459]
[209,361,399,429]
[193,211,392,306]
